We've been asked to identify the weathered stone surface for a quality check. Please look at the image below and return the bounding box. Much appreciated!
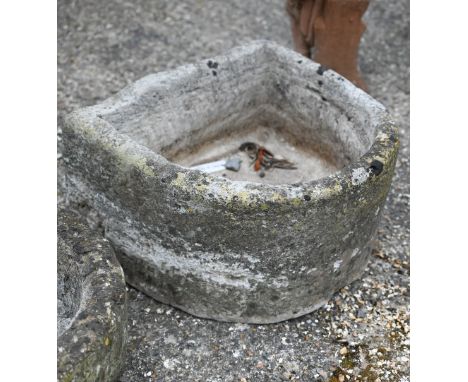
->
[57,209,127,382]
[58,0,409,379]
[63,40,398,323]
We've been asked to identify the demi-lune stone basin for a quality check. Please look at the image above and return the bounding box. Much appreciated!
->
[63,40,398,323]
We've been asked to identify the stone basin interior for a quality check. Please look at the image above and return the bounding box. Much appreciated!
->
[57,239,83,337]
[101,46,380,185]
[170,123,339,185]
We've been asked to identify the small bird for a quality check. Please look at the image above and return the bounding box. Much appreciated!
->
[239,142,297,174]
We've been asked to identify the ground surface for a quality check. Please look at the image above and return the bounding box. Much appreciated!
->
[58,0,409,381]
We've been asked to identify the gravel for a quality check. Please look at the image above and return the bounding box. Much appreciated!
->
[58,0,409,380]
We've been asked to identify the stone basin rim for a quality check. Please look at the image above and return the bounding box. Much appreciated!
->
[66,40,399,202]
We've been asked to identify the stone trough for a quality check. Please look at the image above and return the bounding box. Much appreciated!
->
[57,209,127,381]
[63,40,398,323]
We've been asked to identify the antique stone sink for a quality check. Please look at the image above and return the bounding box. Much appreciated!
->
[57,209,127,381]
[63,40,398,323]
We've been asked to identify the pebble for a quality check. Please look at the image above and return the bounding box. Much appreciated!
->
[225,157,242,171]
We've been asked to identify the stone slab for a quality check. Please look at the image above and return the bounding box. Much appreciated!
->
[57,209,127,382]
